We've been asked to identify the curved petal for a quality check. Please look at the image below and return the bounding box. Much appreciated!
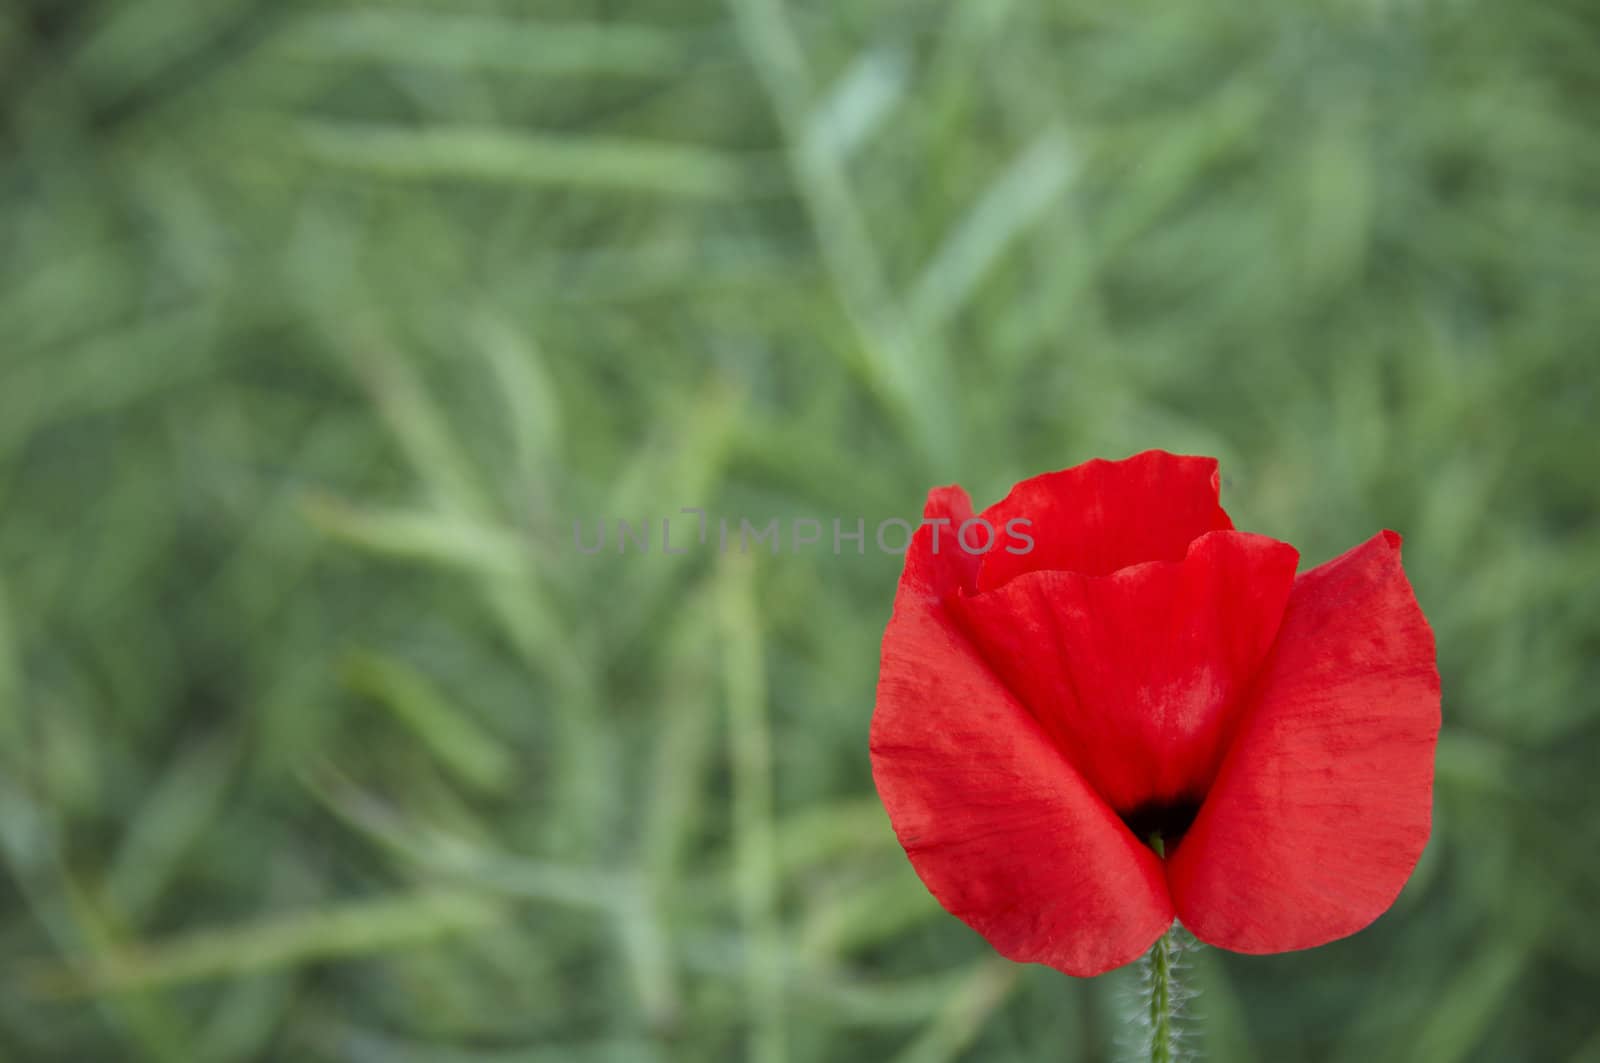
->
[1168,531,1440,953]
[976,450,1234,591]
[950,531,1299,816]
[871,488,1173,976]
[904,484,982,600]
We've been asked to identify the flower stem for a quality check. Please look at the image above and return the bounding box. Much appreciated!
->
[1145,923,1175,1063]
[1142,832,1179,1063]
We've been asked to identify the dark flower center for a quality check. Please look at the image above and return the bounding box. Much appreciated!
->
[1119,796,1203,857]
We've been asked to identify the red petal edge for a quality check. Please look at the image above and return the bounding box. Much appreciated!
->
[976,450,1234,591]
[1168,531,1441,953]
[870,487,1174,977]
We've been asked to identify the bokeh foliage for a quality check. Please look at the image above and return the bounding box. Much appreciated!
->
[2,0,1598,1060]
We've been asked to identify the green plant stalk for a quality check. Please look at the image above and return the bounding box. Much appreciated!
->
[1144,833,1177,1063]
[1146,923,1175,1063]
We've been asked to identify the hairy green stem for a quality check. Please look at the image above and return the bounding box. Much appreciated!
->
[1145,924,1175,1063]
[1143,833,1178,1063]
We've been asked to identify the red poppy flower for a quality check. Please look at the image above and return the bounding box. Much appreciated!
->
[870,450,1439,976]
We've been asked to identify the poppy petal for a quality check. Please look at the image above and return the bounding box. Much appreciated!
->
[871,489,1174,977]
[976,450,1234,591]
[1167,531,1440,953]
[949,530,1300,816]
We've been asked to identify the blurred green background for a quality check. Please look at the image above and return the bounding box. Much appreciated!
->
[3,1,1598,1060]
